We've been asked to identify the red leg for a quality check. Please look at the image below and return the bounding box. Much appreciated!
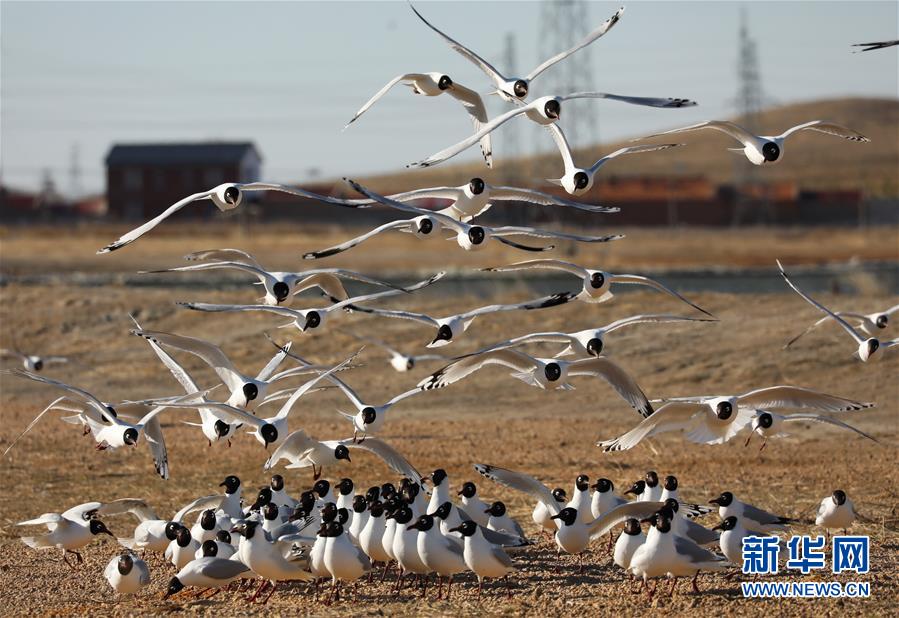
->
[261,581,277,604]
[447,575,453,600]
[668,577,677,597]
[631,576,644,595]
[691,572,700,594]
[249,580,269,602]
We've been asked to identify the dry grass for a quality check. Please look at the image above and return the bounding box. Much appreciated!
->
[0,226,897,615]
[1,223,897,277]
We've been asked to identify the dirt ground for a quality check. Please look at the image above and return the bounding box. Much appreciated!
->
[0,225,897,616]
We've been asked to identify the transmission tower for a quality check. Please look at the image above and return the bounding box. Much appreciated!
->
[736,9,763,133]
[500,32,523,184]
[732,9,765,224]
[534,0,599,179]
[69,142,82,198]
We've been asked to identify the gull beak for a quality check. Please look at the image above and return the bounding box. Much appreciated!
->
[406,524,418,531]
[448,525,462,534]
[712,522,725,531]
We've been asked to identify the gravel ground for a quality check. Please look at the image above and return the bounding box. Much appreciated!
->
[0,227,897,616]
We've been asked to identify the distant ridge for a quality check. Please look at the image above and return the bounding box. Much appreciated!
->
[355,98,899,198]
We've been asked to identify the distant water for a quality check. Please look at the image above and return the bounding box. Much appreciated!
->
[2,261,897,296]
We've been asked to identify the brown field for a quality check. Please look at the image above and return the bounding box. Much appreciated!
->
[0,225,897,616]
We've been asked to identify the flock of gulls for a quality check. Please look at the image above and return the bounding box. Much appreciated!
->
[3,3,893,606]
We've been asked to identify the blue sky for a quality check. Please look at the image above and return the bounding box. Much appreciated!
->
[1,1,896,195]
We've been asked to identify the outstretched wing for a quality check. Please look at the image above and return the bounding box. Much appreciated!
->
[491,226,623,244]
[610,273,714,317]
[346,437,423,484]
[345,73,423,128]
[562,92,696,108]
[635,120,755,145]
[568,357,653,417]
[173,495,226,523]
[482,259,587,278]
[777,260,865,345]
[130,330,245,392]
[97,191,212,253]
[409,4,506,87]
[458,292,577,320]
[737,385,872,413]
[778,121,869,142]
[781,413,878,442]
[526,6,625,80]
[587,501,667,539]
[301,220,415,260]
[589,144,681,174]
[417,349,539,390]
[473,463,558,514]
[3,370,114,422]
[597,402,704,452]
[184,247,263,268]
[446,83,493,167]
[408,105,530,168]
[95,499,159,522]
[490,182,618,213]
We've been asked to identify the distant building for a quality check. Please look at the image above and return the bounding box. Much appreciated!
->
[105,142,261,220]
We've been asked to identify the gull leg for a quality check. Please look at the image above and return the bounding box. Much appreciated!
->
[261,581,277,604]
[631,576,644,594]
[447,574,453,600]
[691,572,701,594]
[759,441,767,452]
[435,575,443,600]
[248,580,269,603]
[504,576,513,599]
[668,576,677,596]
